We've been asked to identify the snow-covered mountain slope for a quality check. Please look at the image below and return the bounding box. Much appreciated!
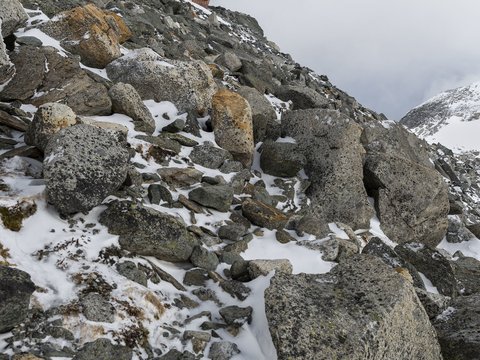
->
[400,82,480,152]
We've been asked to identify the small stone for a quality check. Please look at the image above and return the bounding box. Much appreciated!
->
[230,260,251,281]
[148,184,173,205]
[190,144,233,169]
[183,269,210,287]
[162,119,186,133]
[208,341,240,360]
[158,167,203,187]
[242,198,288,230]
[219,305,253,326]
[73,338,132,360]
[275,229,295,244]
[218,223,247,241]
[116,261,147,286]
[190,246,220,271]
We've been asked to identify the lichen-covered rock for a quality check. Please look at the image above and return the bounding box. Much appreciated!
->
[108,83,155,134]
[116,261,148,287]
[281,109,373,234]
[44,124,130,214]
[0,266,35,333]
[189,144,233,169]
[260,140,306,177]
[0,46,112,115]
[211,89,254,167]
[236,86,277,143]
[99,200,199,262]
[434,294,480,360]
[0,0,28,38]
[208,341,240,360]
[106,48,216,115]
[265,255,442,360]
[189,246,219,271]
[242,198,288,230]
[80,293,115,323]
[25,103,77,151]
[364,153,449,247]
[41,4,131,68]
[188,185,234,212]
[248,259,292,279]
[73,338,132,360]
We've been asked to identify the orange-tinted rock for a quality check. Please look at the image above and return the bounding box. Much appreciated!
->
[192,0,210,7]
[242,198,288,230]
[211,89,254,167]
[42,4,132,68]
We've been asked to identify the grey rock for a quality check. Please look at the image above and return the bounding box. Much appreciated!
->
[162,119,186,133]
[0,266,35,333]
[447,215,476,243]
[248,259,292,279]
[0,20,14,85]
[282,109,373,234]
[362,237,403,268]
[99,200,199,262]
[15,36,43,47]
[219,160,243,174]
[238,59,274,94]
[148,184,173,205]
[219,279,251,300]
[208,341,240,360]
[188,185,234,212]
[395,243,457,297]
[451,256,480,296]
[415,288,451,319]
[219,305,253,326]
[73,338,132,360]
[192,288,221,304]
[158,167,203,187]
[265,255,442,360]
[434,294,480,360]
[106,48,216,115]
[80,293,115,323]
[189,144,233,169]
[190,245,219,271]
[365,153,449,247]
[183,268,209,287]
[218,223,247,241]
[0,46,112,116]
[236,86,277,143]
[275,85,329,110]
[25,103,77,151]
[260,140,306,177]
[116,261,148,287]
[109,83,155,134]
[44,124,129,214]
[467,223,480,239]
[230,259,250,281]
[0,0,28,37]
[159,349,195,360]
[136,134,181,155]
[275,229,295,243]
[215,51,242,72]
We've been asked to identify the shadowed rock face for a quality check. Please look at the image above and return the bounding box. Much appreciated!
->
[265,255,443,360]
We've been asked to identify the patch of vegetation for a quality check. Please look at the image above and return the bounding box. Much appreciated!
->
[0,200,37,231]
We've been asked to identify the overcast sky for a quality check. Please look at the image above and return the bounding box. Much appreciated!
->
[211,0,480,120]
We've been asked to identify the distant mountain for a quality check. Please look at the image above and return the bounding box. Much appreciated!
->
[400,82,480,152]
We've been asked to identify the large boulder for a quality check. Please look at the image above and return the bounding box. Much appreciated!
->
[364,153,449,247]
[0,0,28,38]
[108,82,155,134]
[265,255,442,360]
[25,103,77,151]
[0,266,36,333]
[99,200,199,262]
[188,184,234,212]
[362,121,449,246]
[211,89,254,167]
[44,124,130,214]
[281,109,373,234]
[235,86,277,143]
[0,46,112,115]
[41,4,131,68]
[106,48,216,115]
[434,294,480,360]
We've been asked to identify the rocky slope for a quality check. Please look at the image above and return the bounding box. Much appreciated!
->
[0,0,479,359]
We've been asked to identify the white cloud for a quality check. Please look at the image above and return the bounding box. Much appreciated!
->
[211,0,480,119]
